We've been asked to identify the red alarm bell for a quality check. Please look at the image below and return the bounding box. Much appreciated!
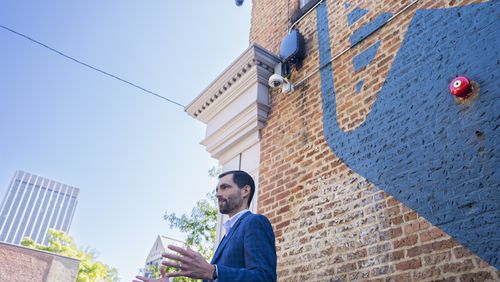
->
[449,76,472,97]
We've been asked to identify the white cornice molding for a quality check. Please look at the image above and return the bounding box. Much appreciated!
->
[185,44,279,162]
[201,102,266,160]
[185,44,280,122]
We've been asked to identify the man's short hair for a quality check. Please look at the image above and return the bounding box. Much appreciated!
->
[218,170,255,207]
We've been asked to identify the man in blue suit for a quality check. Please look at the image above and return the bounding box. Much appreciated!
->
[134,170,277,282]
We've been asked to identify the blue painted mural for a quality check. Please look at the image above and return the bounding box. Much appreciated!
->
[350,13,392,46]
[352,41,381,72]
[317,1,499,267]
[354,79,364,93]
[347,7,368,27]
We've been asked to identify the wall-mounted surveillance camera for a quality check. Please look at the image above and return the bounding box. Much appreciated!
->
[268,74,294,93]
[269,74,284,88]
[235,0,244,6]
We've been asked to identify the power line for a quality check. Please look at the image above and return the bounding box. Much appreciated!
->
[0,24,185,109]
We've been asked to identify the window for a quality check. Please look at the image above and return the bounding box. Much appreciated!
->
[292,0,321,22]
[299,0,313,8]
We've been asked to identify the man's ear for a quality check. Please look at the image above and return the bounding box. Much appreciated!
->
[242,185,250,200]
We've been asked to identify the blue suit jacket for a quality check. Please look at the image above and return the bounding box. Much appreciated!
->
[209,211,276,282]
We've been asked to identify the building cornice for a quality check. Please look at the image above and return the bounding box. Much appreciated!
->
[185,44,280,122]
[200,102,267,161]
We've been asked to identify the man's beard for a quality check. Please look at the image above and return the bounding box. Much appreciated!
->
[218,197,243,215]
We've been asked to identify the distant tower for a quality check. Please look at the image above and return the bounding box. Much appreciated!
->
[0,170,79,245]
[143,235,185,279]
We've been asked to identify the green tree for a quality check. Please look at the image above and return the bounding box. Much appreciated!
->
[145,264,161,279]
[162,167,219,282]
[207,166,222,178]
[143,264,191,282]
[163,191,217,260]
[21,229,118,282]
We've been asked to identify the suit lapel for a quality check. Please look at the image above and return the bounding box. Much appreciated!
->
[210,211,251,264]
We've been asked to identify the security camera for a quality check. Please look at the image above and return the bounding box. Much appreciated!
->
[268,74,294,93]
[235,0,244,6]
[269,74,284,88]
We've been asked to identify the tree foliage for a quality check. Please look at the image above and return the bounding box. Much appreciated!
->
[21,229,118,282]
[145,264,191,282]
[161,167,219,282]
[207,166,222,178]
[163,191,217,260]
[162,193,217,282]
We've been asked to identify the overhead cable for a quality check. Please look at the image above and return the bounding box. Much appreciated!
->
[0,24,185,108]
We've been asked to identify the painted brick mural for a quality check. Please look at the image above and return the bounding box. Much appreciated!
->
[319,0,499,268]
[250,0,499,281]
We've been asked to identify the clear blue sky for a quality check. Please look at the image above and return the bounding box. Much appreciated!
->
[0,1,251,280]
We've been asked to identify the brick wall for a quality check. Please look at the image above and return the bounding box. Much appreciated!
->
[251,0,499,281]
[0,242,79,282]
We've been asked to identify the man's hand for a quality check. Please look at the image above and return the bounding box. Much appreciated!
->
[161,245,215,280]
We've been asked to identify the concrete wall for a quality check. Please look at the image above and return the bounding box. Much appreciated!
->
[250,0,499,281]
[0,242,79,282]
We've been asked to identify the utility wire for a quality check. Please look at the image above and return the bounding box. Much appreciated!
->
[0,24,185,108]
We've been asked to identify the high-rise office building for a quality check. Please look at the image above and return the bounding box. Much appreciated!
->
[0,170,79,245]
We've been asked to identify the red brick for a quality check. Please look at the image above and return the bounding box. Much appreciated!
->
[404,211,418,221]
[432,238,458,251]
[337,262,357,274]
[460,271,494,282]
[307,223,324,233]
[275,220,290,230]
[379,227,403,241]
[371,265,390,277]
[386,272,412,282]
[424,251,452,266]
[407,243,433,257]
[453,246,473,259]
[396,258,422,271]
[414,266,441,280]
[393,234,418,249]
[404,220,430,234]
[442,259,475,273]
[420,227,446,242]
[277,205,290,214]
